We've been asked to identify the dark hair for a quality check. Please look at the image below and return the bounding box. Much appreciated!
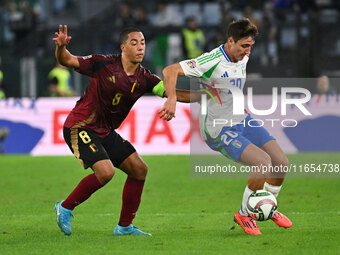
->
[120,27,142,44]
[227,18,258,42]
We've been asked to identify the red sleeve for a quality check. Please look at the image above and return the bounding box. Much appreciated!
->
[75,54,111,77]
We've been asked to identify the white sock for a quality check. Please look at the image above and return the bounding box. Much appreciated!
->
[263,182,282,198]
[239,186,254,216]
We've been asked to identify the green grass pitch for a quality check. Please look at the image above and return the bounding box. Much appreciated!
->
[1,153,340,255]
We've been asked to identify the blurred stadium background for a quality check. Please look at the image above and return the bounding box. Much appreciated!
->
[0,0,340,97]
[0,0,340,156]
[1,1,340,254]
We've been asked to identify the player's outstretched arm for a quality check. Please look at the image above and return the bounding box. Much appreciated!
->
[159,63,184,121]
[164,90,204,103]
[53,25,79,69]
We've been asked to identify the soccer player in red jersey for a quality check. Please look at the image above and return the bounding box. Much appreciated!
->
[53,25,177,236]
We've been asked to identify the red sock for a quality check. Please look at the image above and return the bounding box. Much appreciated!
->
[62,173,103,210]
[119,176,145,226]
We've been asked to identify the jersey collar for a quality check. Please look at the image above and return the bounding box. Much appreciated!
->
[219,45,232,62]
[120,54,140,77]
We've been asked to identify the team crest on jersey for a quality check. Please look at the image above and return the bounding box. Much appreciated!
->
[232,140,242,149]
[82,55,93,60]
[186,60,197,69]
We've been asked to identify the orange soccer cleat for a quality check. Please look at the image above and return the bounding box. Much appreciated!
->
[234,211,262,235]
[271,211,292,228]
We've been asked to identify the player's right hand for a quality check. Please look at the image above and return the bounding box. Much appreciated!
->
[158,97,177,121]
[53,25,72,47]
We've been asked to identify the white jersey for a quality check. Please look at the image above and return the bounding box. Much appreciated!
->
[179,45,248,140]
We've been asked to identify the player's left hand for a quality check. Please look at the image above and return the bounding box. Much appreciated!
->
[158,98,177,121]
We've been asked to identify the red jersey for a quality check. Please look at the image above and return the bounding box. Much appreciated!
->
[64,54,163,137]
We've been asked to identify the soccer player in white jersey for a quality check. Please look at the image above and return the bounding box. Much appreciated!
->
[160,18,292,235]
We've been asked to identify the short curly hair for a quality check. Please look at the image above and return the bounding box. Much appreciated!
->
[227,18,259,42]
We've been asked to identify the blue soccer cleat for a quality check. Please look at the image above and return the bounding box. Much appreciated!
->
[55,200,73,236]
[113,224,151,236]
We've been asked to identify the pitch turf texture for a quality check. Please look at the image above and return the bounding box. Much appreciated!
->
[1,153,340,255]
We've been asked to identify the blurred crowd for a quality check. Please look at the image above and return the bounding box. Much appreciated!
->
[0,0,338,47]
[0,0,339,97]
[0,0,77,45]
[107,0,340,75]
[113,0,339,27]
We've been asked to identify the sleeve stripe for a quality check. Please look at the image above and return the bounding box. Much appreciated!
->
[198,52,222,64]
[197,50,222,62]
[198,53,223,65]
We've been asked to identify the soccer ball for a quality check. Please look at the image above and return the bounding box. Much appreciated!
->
[246,190,277,221]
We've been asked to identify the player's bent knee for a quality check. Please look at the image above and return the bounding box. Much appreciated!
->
[99,169,115,184]
[92,160,116,184]
[261,153,272,167]
[94,167,115,184]
[273,154,289,168]
[280,155,289,167]
[134,163,148,181]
